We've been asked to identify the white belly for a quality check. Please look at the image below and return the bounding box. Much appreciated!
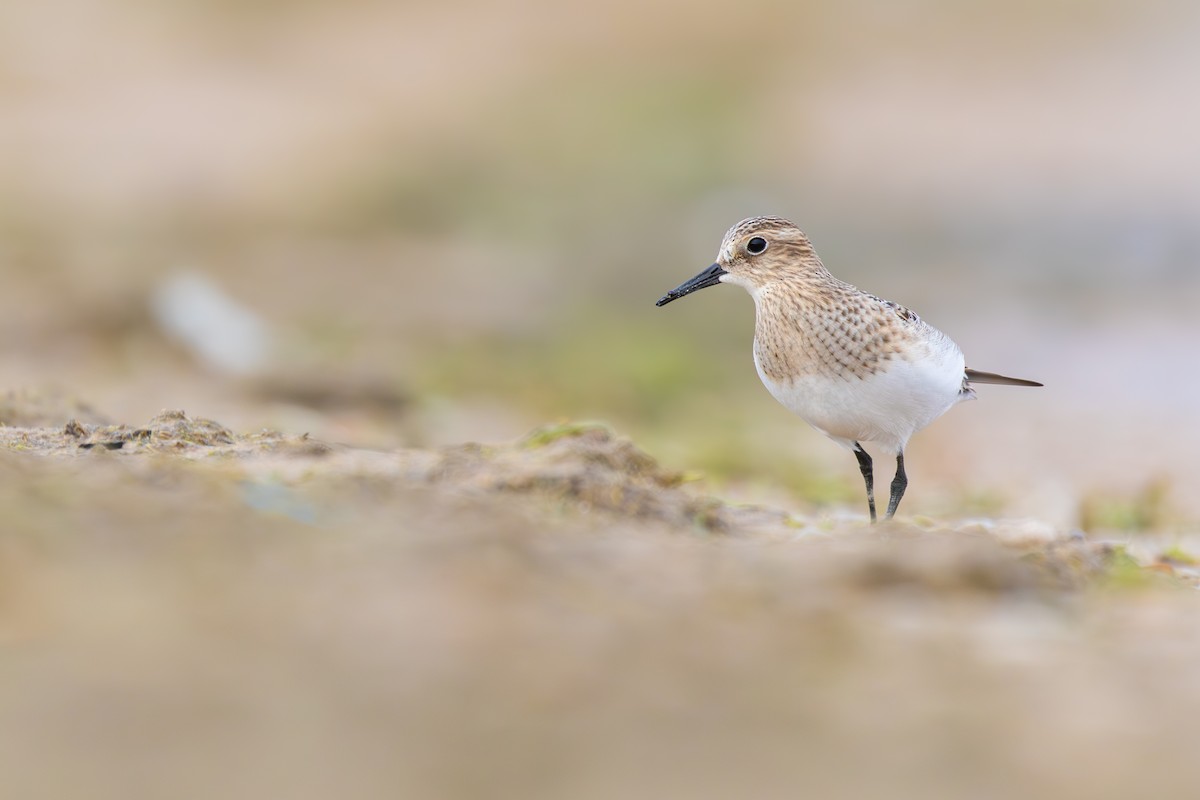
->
[753,345,967,454]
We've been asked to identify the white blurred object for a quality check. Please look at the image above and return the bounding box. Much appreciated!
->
[151,271,272,375]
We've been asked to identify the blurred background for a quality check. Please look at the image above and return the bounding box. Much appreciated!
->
[2,0,1198,527]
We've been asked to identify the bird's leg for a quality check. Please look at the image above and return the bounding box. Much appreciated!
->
[884,452,907,520]
[853,443,876,523]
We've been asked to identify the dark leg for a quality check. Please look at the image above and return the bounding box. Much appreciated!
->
[853,442,876,523]
[885,451,907,520]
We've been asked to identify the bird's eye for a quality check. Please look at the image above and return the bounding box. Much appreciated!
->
[746,236,768,255]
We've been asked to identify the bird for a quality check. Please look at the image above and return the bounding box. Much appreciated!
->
[655,216,1041,522]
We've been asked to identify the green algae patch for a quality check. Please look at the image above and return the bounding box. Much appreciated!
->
[521,421,615,449]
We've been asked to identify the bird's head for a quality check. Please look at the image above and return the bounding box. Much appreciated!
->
[655,216,825,307]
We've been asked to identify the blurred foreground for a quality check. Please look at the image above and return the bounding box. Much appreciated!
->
[1,405,1199,799]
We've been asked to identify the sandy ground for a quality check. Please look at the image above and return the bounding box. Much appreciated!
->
[2,405,1199,800]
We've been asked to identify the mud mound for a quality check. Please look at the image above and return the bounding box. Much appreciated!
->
[0,407,1181,593]
[414,422,729,530]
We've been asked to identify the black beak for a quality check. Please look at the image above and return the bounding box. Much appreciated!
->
[655,263,728,307]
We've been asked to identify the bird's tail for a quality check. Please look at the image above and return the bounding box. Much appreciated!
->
[964,368,1043,388]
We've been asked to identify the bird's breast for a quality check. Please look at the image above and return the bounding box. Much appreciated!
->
[752,299,903,385]
[749,294,967,450]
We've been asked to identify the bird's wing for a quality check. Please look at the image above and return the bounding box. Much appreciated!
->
[964,368,1043,387]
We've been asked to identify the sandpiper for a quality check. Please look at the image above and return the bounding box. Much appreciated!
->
[656,216,1041,522]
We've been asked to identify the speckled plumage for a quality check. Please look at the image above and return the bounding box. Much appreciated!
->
[751,274,917,384]
[656,216,1041,521]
